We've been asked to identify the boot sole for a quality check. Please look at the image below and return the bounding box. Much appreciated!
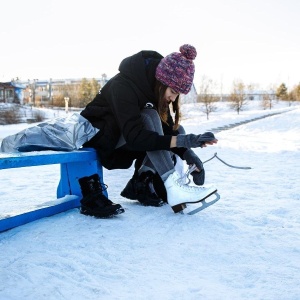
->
[121,190,165,207]
[139,201,165,207]
[120,190,137,200]
[171,189,217,213]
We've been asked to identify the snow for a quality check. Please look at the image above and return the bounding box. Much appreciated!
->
[0,101,300,300]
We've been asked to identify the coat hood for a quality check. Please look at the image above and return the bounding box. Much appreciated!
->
[118,50,163,101]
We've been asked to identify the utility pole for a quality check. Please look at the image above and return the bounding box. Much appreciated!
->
[220,74,223,102]
[32,79,38,106]
[48,78,52,106]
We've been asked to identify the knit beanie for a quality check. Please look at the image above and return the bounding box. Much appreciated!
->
[155,44,197,95]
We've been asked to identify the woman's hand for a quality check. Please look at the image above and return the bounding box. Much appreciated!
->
[200,138,218,148]
[175,132,218,148]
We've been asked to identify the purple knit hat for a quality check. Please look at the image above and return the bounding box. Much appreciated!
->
[155,44,197,95]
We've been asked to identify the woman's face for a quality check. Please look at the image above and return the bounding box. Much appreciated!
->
[164,87,179,104]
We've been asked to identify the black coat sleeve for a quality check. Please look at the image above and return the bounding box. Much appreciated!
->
[108,80,172,151]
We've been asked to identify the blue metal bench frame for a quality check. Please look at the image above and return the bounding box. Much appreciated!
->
[0,148,105,232]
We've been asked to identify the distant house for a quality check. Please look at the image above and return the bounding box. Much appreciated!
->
[247,90,276,101]
[181,84,197,103]
[0,82,18,103]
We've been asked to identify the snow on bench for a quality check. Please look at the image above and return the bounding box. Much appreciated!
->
[0,148,105,232]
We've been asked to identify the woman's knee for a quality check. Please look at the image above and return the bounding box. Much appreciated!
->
[141,108,160,121]
[141,109,163,133]
[177,125,186,134]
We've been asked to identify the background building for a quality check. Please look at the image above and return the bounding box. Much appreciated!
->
[0,82,18,103]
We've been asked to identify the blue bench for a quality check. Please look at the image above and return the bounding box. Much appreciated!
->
[0,148,106,232]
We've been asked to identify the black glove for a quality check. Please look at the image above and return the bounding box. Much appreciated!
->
[177,132,216,148]
[183,149,205,185]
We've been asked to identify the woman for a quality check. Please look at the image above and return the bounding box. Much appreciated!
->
[79,44,218,218]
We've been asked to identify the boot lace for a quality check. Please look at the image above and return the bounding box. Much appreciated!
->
[91,181,112,205]
[176,165,197,186]
[93,181,109,194]
[173,166,209,192]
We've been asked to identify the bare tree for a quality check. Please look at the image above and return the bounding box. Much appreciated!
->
[289,83,300,102]
[197,76,218,120]
[78,78,101,107]
[261,85,276,110]
[228,80,251,114]
[262,93,273,110]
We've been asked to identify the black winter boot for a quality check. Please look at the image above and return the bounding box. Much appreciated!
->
[120,171,164,207]
[78,174,125,218]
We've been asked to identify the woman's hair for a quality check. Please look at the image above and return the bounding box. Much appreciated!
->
[154,80,180,130]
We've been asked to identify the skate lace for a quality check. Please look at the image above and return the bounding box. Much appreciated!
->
[175,166,203,191]
[177,165,197,185]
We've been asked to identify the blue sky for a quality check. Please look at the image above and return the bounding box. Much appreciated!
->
[1,0,299,93]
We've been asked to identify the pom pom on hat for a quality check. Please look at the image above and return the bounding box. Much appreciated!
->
[155,44,197,95]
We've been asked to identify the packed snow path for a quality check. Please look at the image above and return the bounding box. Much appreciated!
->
[209,107,295,133]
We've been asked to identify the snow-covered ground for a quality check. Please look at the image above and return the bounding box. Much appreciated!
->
[0,101,300,300]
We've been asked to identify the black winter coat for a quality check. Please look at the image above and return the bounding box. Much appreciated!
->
[81,50,176,167]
